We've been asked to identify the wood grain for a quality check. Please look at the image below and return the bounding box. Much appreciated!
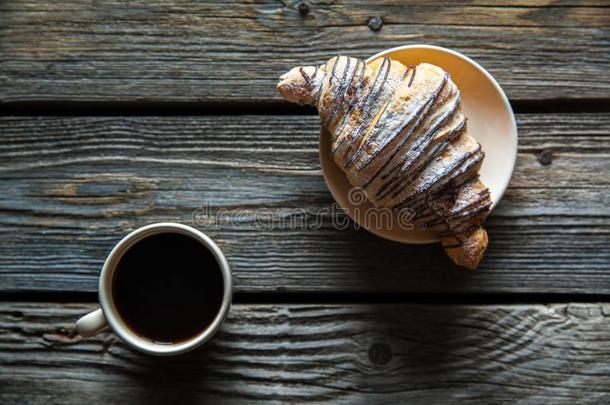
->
[0,114,608,294]
[1,302,609,403]
[1,0,609,103]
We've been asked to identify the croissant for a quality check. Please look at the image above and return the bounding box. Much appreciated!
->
[277,56,492,269]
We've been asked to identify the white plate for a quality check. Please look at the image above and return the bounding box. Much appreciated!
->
[320,45,518,244]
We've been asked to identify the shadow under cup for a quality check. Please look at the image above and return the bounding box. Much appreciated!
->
[98,223,232,355]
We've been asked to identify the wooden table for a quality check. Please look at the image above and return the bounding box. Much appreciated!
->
[1,1,609,403]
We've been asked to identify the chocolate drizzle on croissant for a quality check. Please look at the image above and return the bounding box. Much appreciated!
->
[278,56,492,269]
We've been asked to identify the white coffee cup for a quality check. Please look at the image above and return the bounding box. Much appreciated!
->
[75,222,232,356]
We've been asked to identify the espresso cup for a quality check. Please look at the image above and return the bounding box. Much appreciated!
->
[76,222,232,356]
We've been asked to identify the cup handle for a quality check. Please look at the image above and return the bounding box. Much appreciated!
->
[76,308,109,338]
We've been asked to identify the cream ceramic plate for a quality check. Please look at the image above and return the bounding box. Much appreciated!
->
[320,45,518,244]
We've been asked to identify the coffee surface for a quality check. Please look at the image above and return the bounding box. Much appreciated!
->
[112,232,224,343]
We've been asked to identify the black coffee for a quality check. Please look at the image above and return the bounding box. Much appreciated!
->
[112,232,224,343]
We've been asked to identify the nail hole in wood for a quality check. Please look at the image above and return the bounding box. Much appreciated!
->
[298,1,310,16]
[536,149,553,166]
[369,341,392,365]
[368,16,384,31]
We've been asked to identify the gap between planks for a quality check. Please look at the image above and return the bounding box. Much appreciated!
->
[1,291,610,305]
[1,99,610,117]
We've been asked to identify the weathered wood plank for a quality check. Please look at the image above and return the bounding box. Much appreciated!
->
[1,0,609,103]
[1,302,609,403]
[0,114,608,294]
